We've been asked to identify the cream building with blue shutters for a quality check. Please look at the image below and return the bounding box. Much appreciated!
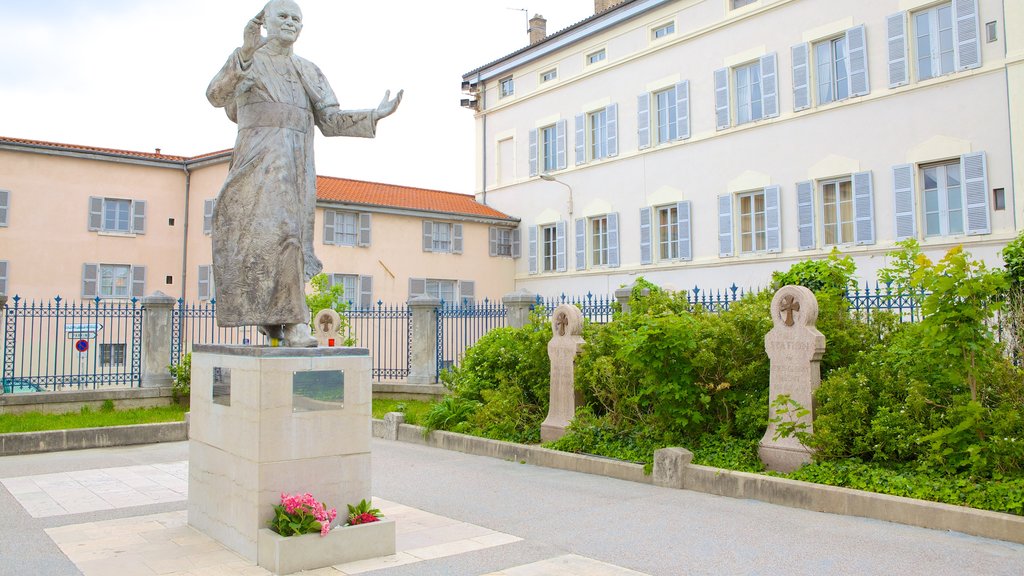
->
[463,0,1024,294]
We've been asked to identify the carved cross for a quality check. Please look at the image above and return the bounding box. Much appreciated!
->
[780,294,800,327]
[555,312,568,336]
[318,314,334,334]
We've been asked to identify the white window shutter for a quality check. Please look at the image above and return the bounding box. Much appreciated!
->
[954,0,981,71]
[846,25,870,97]
[892,164,917,240]
[131,265,146,299]
[359,275,373,308]
[0,260,7,295]
[675,81,690,140]
[528,226,538,274]
[511,228,521,258]
[203,199,215,235]
[575,218,586,270]
[606,103,618,157]
[453,223,464,254]
[761,53,779,119]
[887,13,909,88]
[677,201,692,261]
[422,221,433,252]
[322,209,335,245]
[131,200,147,234]
[639,207,652,265]
[488,227,498,257]
[528,128,539,177]
[796,180,815,250]
[718,194,734,257]
[608,212,620,268]
[556,220,567,272]
[358,212,372,246]
[792,43,810,111]
[963,152,990,235]
[198,265,211,301]
[556,119,567,170]
[88,197,103,231]
[409,278,426,298]
[459,280,475,303]
[637,93,651,149]
[764,185,781,253]
[0,189,9,226]
[714,68,731,130]
[574,113,586,165]
[82,263,98,298]
[853,171,876,245]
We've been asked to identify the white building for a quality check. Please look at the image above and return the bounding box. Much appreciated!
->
[462,0,1024,294]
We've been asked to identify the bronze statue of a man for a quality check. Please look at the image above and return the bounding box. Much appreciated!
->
[207,0,401,346]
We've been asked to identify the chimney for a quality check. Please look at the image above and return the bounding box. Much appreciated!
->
[595,0,619,14]
[154,148,161,155]
[528,14,547,45]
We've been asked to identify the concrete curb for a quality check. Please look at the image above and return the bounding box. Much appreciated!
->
[0,421,188,456]
[372,416,1024,545]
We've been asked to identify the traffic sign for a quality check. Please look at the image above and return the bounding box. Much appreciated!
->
[75,339,89,353]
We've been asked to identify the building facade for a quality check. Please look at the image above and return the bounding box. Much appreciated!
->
[463,0,1024,294]
[0,137,518,305]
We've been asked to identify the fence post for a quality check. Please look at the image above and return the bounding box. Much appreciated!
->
[502,289,538,329]
[141,291,177,388]
[0,294,5,396]
[614,281,649,315]
[407,295,440,385]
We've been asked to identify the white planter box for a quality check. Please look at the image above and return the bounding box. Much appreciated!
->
[257,518,396,575]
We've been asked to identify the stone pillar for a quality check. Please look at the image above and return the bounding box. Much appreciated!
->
[502,289,539,329]
[407,296,440,385]
[141,291,177,388]
[614,281,649,315]
[540,304,585,442]
[528,14,547,44]
[759,285,826,473]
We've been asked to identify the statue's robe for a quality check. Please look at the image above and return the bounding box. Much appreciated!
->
[207,46,375,327]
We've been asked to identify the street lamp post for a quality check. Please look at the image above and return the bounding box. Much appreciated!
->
[540,173,575,271]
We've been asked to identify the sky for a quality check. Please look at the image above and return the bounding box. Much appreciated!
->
[0,0,596,193]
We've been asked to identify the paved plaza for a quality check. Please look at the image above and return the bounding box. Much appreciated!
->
[0,439,1022,576]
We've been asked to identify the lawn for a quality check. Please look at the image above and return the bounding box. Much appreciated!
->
[371,398,434,426]
[0,402,188,434]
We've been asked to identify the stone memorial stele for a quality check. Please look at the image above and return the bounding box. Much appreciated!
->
[540,304,585,443]
[206,0,401,347]
[312,308,342,347]
[759,285,826,473]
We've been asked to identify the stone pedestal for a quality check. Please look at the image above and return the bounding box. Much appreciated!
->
[540,304,584,443]
[188,344,387,567]
[758,286,826,473]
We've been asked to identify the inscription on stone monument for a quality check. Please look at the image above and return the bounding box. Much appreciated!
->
[213,367,231,406]
[292,370,345,412]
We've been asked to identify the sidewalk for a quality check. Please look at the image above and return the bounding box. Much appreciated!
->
[1,439,1022,576]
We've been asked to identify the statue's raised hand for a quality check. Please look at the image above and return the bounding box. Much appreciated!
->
[373,90,403,121]
[241,12,267,62]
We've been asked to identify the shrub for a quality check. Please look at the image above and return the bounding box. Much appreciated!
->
[168,352,191,402]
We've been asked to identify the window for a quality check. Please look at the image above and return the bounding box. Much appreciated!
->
[323,210,370,247]
[575,214,619,270]
[99,344,127,367]
[915,4,955,81]
[640,203,691,264]
[738,190,767,253]
[794,26,867,110]
[498,138,515,184]
[894,154,988,240]
[652,22,675,40]
[657,205,679,260]
[529,222,565,274]
[576,105,618,165]
[409,278,473,304]
[0,260,7,295]
[655,88,678,143]
[589,109,608,160]
[922,160,965,237]
[499,76,514,98]
[331,273,373,308]
[422,221,463,254]
[715,55,777,130]
[541,125,558,172]
[821,178,855,246]
[529,121,566,176]
[586,49,606,65]
[82,263,145,299]
[815,37,849,104]
[638,82,689,149]
[542,224,558,272]
[590,216,609,266]
[889,3,980,87]
[540,69,557,83]
[731,0,756,8]
[489,227,521,257]
[734,62,763,125]
[198,265,215,301]
[0,189,8,226]
[88,197,146,234]
[100,264,132,298]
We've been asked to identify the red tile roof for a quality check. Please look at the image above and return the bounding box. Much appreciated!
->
[317,175,514,221]
[0,135,203,161]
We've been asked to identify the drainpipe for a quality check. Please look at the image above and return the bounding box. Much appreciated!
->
[479,72,487,205]
[180,162,191,303]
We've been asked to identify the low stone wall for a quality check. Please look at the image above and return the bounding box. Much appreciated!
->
[0,387,175,415]
[0,421,187,456]
[371,383,446,401]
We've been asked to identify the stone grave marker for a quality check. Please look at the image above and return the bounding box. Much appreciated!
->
[759,285,826,472]
[313,308,342,347]
[541,304,585,442]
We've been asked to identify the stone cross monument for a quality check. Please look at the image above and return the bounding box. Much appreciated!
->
[541,304,585,442]
[759,285,826,473]
[312,308,342,347]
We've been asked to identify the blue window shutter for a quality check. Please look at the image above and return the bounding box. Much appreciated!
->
[761,53,779,119]
[887,13,909,88]
[846,25,870,97]
[556,119,567,170]
[797,180,815,250]
[955,0,981,70]
[892,164,917,240]
[675,81,690,140]
[556,220,567,272]
[637,93,651,149]
[359,275,373,308]
[963,152,990,235]
[131,200,146,234]
[792,43,810,111]
[422,221,433,252]
[575,113,586,165]
[453,224,463,254]
[88,197,103,231]
[718,194,734,257]
[528,129,538,177]
[677,201,692,261]
[82,263,98,298]
[853,171,876,245]
[764,185,781,253]
[714,68,730,130]
[131,266,146,299]
[322,209,335,245]
[608,212,620,268]
[639,207,652,265]
[606,103,618,157]
[358,212,371,246]
[528,226,538,274]
[203,199,215,235]
[575,218,586,270]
